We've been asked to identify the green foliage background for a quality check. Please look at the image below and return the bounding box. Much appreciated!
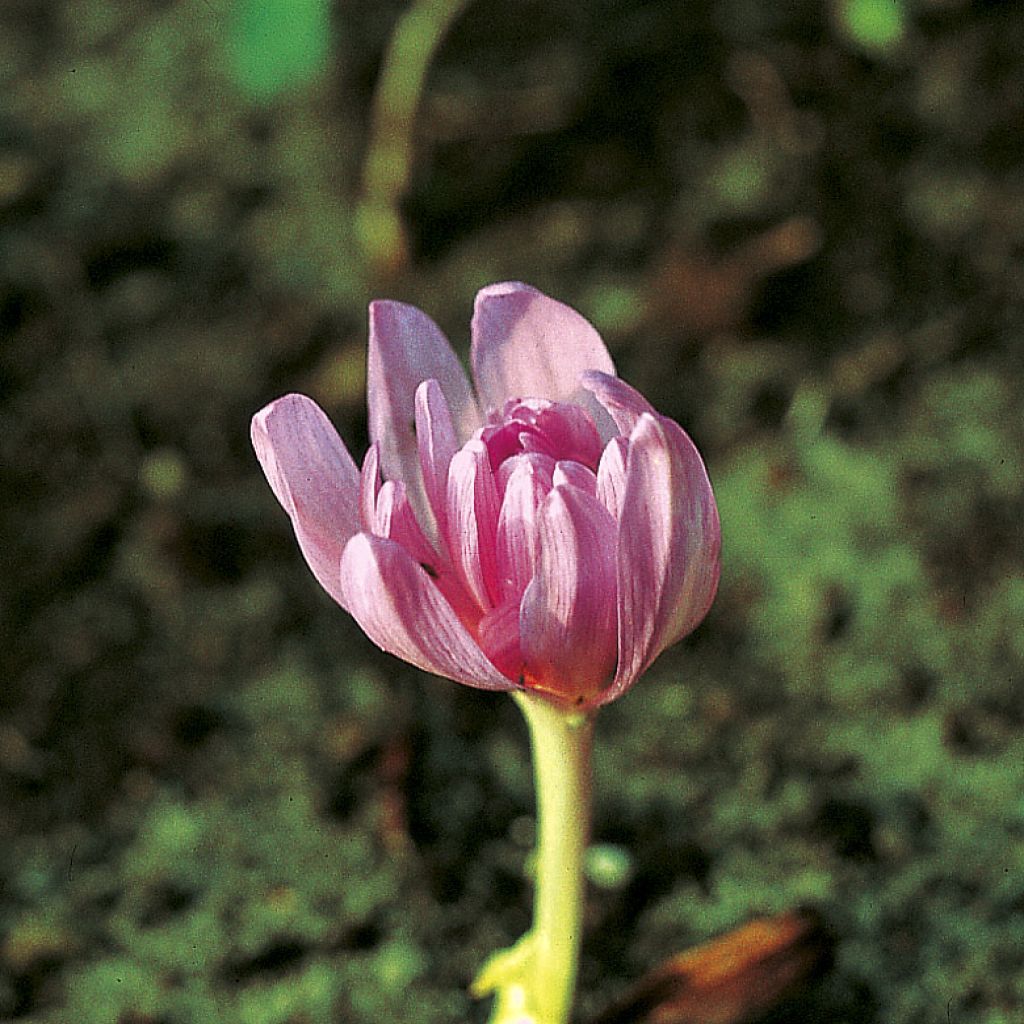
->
[1,1,1022,1022]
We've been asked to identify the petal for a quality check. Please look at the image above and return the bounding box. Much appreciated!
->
[252,394,360,610]
[476,599,523,680]
[495,451,555,498]
[340,534,512,689]
[372,480,437,569]
[446,440,501,611]
[359,443,381,531]
[581,370,658,436]
[596,436,628,519]
[367,300,481,521]
[532,402,604,468]
[520,485,618,703]
[553,460,597,496]
[603,414,721,703]
[495,459,548,603]
[470,283,616,412]
[414,379,459,540]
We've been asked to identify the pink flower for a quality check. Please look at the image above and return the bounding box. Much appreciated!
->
[252,283,720,707]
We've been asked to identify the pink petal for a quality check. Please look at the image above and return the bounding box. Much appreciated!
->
[495,459,548,603]
[251,394,360,610]
[340,534,512,690]
[495,451,555,498]
[476,599,523,681]
[520,485,618,703]
[359,443,381,531]
[603,414,720,703]
[446,440,501,612]
[581,370,658,436]
[414,379,459,541]
[367,301,481,522]
[552,460,597,496]
[532,402,604,468]
[372,480,438,570]
[470,283,616,412]
[596,436,628,519]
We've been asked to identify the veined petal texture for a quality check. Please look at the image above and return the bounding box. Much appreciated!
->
[368,300,481,528]
[251,394,361,610]
[520,484,618,702]
[340,534,511,690]
[604,413,720,703]
[471,282,616,411]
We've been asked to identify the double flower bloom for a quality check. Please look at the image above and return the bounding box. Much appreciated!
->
[252,282,720,708]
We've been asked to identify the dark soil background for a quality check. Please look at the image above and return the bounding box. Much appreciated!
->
[2,1,1022,1022]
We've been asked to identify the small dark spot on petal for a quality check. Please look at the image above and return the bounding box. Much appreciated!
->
[575,695,585,705]
[419,562,439,579]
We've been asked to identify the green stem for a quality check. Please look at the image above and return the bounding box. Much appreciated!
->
[472,691,594,1024]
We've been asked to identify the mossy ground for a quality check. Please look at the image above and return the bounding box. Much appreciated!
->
[2,2,1022,1022]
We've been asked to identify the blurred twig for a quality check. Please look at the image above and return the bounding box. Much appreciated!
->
[356,0,473,276]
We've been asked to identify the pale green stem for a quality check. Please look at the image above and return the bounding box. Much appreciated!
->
[356,0,472,272]
[472,690,595,1024]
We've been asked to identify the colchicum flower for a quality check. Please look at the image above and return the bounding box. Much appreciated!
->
[252,283,720,708]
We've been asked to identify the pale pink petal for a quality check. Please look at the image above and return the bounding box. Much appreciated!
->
[495,460,548,603]
[367,301,481,525]
[340,534,511,689]
[603,414,720,703]
[520,485,618,703]
[552,460,597,496]
[581,370,657,436]
[372,480,437,569]
[596,436,628,519]
[446,440,501,611]
[414,379,459,540]
[359,443,381,531]
[495,451,555,499]
[251,394,360,610]
[470,283,616,412]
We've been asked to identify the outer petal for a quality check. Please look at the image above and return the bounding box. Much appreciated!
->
[520,485,618,703]
[602,413,720,703]
[581,370,658,436]
[340,534,512,689]
[470,283,616,412]
[252,394,360,610]
[367,301,481,522]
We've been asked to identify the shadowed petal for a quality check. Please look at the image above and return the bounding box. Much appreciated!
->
[252,394,360,610]
[359,443,381,531]
[368,301,481,525]
[520,484,618,702]
[471,283,616,412]
[581,370,658,436]
[340,534,512,689]
[603,414,720,703]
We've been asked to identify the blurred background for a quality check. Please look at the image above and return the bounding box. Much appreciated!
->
[2,0,1022,1021]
